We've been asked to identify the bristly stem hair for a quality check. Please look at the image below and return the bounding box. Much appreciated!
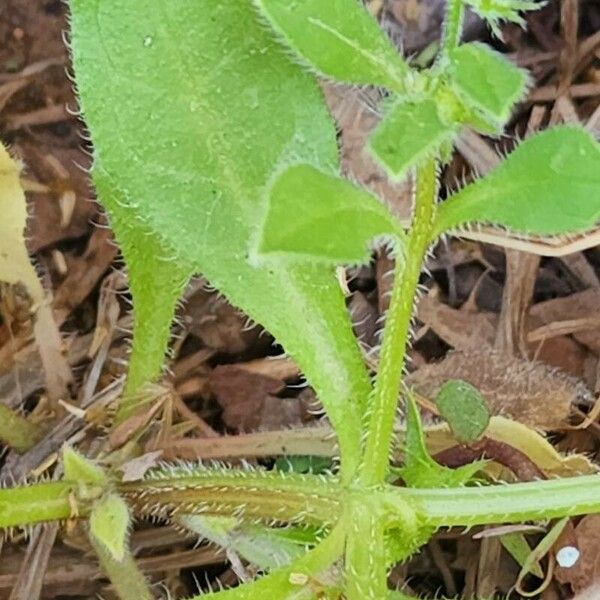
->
[360,159,438,486]
[441,0,466,57]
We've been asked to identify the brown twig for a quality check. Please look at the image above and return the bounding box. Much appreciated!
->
[434,437,546,482]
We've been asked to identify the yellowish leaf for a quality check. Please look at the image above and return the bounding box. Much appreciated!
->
[0,142,72,401]
[422,416,597,478]
[0,143,43,301]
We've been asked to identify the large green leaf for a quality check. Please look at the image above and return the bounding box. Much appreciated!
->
[433,127,600,238]
[257,164,403,264]
[368,99,456,181]
[93,168,190,409]
[69,1,371,473]
[449,43,528,129]
[253,0,407,92]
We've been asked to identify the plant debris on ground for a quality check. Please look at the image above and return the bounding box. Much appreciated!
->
[1,0,600,598]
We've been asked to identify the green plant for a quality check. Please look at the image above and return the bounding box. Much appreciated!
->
[3,0,600,598]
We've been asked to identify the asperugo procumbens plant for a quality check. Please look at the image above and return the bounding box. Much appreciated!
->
[3,0,600,598]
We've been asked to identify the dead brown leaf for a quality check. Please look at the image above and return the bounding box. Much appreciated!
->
[573,584,600,600]
[157,426,335,461]
[532,334,588,379]
[184,286,264,354]
[416,289,497,350]
[16,143,96,252]
[108,385,168,449]
[349,291,379,350]
[209,363,305,431]
[495,251,540,357]
[555,515,600,593]
[52,227,118,324]
[120,450,163,482]
[531,290,600,355]
[406,348,593,430]
[7,524,58,600]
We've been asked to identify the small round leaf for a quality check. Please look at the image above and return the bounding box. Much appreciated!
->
[435,379,490,443]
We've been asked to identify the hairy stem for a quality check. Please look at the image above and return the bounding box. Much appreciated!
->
[0,470,341,532]
[119,468,341,526]
[361,160,437,485]
[393,474,600,526]
[90,533,154,600]
[345,506,388,600]
[441,0,465,56]
[0,481,75,528]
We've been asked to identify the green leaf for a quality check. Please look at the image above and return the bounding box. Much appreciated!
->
[368,99,456,181]
[89,493,130,562]
[516,518,569,590]
[92,168,190,412]
[400,393,484,488]
[435,379,490,444]
[385,524,433,568]
[500,532,544,579]
[184,524,345,599]
[257,165,403,264]
[0,403,43,454]
[178,514,311,570]
[433,127,600,238]
[252,0,408,92]
[464,0,541,38]
[275,455,333,474]
[449,43,528,128]
[69,1,372,476]
[63,447,107,485]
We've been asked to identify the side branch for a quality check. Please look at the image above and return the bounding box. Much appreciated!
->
[389,474,600,527]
